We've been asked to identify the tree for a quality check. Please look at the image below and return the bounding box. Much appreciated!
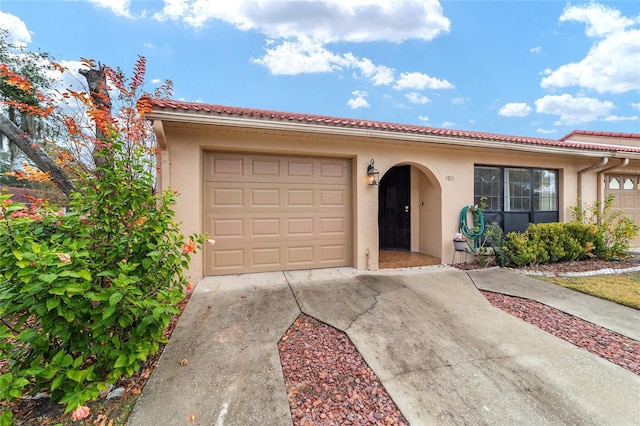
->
[0,29,56,171]
[0,31,74,195]
[0,34,172,196]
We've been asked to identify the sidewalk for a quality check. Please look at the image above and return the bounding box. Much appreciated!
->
[467,268,640,341]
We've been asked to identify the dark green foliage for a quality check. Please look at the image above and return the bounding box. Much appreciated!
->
[0,140,204,414]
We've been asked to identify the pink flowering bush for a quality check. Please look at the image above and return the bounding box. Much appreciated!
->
[0,140,204,420]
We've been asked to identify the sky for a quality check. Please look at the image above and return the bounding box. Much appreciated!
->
[0,0,639,140]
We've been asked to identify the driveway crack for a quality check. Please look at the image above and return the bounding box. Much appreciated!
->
[344,276,382,331]
[282,271,302,314]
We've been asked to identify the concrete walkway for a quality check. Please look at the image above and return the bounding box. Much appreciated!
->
[468,268,640,341]
[126,267,640,426]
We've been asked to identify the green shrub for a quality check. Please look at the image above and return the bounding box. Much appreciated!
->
[571,195,639,258]
[476,195,637,268]
[0,140,204,415]
[501,222,603,267]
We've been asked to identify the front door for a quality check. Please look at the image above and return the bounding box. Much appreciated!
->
[379,165,410,250]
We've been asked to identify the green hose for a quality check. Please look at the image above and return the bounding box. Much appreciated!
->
[458,206,485,253]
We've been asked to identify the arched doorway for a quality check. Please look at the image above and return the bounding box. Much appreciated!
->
[379,165,411,250]
[378,164,442,269]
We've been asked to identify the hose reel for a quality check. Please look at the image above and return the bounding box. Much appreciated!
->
[458,205,485,253]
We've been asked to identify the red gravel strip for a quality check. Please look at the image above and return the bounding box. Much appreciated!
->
[278,314,408,426]
[481,291,640,376]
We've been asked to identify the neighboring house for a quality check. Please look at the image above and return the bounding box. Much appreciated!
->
[1,186,44,204]
[146,99,640,280]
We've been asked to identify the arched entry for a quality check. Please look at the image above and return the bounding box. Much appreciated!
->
[378,163,442,269]
[379,165,411,250]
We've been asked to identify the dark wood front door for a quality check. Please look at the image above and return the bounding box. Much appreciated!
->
[379,165,410,250]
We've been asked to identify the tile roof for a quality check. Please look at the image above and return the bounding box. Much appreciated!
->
[560,130,640,140]
[148,98,640,154]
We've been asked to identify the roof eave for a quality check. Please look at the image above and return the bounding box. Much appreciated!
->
[146,109,637,159]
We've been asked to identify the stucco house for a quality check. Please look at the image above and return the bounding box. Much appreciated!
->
[146,98,640,280]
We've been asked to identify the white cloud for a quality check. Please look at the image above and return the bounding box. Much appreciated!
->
[393,71,454,90]
[542,5,640,94]
[418,115,429,122]
[534,94,616,125]
[405,92,430,104]
[530,46,542,54]
[86,0,135,18]
[541,29,640,94]
[253,36,348,75]
[347,90,369,109]
[254,37,398,86]
[604,115,638,122]
[0,12,32,46]
[498,102,532,117]
[441,121,455,128]
[451,97,467,105]
[350,56,395,85]
[631,102,640,111]
[154,0,450,42]
[560,3,635,38]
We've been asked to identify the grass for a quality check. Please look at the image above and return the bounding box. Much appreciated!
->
[542,272,640,310]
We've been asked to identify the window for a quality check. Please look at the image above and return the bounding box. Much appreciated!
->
[504,168,531,211]
[474,166,500,211]
[534,169,557,211]
[474,165,559,233]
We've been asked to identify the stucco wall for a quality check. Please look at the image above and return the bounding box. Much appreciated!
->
[156,121,620,279]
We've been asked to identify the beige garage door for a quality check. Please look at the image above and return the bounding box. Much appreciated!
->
[605,174,640,247]
[204,152,352,275]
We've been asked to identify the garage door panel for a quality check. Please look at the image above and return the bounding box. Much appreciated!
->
[212,218,244,238]
[252,218,281,237]
[251,247,281,267]
[605,174,640,247]
[620,194,635,209]
[287,160,314,178]
[205,153,351,275]
[287,189,314,206]
[320,217,347,234]
[286,218,314,236]
[320,244,347,261]
[211,187,244,207]
[251,188,280,207]
[205,241,349,275]
[205,155,244,181]
[320,189,347,206]
[320,162,347,179]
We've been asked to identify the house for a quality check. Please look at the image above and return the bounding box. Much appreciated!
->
[146,99,640,280]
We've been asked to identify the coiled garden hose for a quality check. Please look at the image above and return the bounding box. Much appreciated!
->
[458,205,485,253]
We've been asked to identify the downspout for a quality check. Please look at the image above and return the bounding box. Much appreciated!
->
[578,158,608,218]
[597,158,629,220]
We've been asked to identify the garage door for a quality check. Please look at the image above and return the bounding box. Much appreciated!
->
[204,152,352,275]
[604,174,640,247]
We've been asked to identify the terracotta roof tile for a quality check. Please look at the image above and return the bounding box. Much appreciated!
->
[560,130,640,140]
[148,98,640,154]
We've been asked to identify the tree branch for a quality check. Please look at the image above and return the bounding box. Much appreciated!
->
[0,114,75,197]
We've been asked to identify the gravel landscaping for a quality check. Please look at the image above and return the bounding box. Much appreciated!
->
[279,314,408,426]
[482,291,640,376]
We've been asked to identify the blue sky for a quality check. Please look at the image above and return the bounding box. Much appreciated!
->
[1,0,639,139]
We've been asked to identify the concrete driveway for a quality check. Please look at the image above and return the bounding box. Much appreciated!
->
[126,267,640,425]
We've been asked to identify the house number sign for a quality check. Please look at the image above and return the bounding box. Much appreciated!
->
[445,175,455,181]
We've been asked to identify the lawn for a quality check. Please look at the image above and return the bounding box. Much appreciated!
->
[542,272,640,310]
